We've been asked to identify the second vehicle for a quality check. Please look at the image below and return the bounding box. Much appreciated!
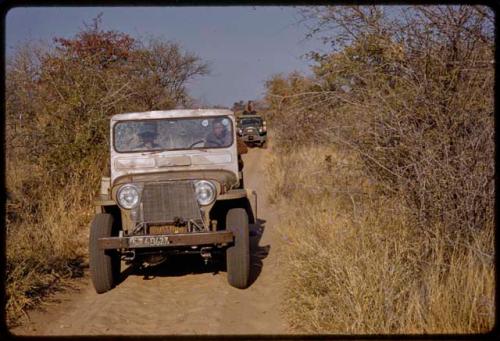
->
[237,114,267,147]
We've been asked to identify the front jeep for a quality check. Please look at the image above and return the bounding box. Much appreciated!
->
[237,115,267,147]
[90,109,256,293]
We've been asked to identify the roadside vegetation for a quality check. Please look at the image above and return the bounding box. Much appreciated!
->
[5,16,208,326]
[264,5,494,333]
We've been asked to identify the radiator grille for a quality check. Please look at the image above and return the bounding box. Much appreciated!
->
[141,181,202,224]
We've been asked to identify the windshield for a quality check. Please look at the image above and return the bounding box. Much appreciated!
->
[114,116,234,153]
[240,118,262,126]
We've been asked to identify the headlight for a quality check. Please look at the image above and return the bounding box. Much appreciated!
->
[117,184,140,209]
[194,180,216,206]
[238,128,243,135]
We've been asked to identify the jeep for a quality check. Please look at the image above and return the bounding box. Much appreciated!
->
[236,114,267,147]
[90,109,257,293]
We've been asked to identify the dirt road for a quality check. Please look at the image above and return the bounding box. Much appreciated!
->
[12,144,290,336]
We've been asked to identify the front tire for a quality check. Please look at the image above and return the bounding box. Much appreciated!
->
[226,208,250,289]
[89,213,120,294]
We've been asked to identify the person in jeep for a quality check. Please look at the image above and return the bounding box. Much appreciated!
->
[135,123,161,149]
[205,118,232,147]
[242,100,257,115]
[137,130,161,149]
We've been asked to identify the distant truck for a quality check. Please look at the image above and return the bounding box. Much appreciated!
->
[236,114,267,147]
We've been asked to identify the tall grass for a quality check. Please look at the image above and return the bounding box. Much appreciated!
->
[267,144,494,333]
[5,20,208,327]
[6,159,91,326]
[263,6,494,333]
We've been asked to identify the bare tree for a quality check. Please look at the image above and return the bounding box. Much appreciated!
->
[266,5,494,233]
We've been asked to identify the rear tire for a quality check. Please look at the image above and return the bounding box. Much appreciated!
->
[89,213,120,294]
[226,208,250,289]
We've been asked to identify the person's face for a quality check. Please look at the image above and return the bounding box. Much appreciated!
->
[213,123,225,138]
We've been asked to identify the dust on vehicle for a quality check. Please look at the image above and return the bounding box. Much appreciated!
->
[90,109,256,293]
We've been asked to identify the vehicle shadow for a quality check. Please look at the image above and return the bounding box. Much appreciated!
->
[116,218,270,288]
[248,218,270,286]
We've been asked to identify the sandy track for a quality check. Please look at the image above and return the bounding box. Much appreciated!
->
[12,144,290,336]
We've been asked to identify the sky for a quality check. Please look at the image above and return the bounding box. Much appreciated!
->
[6,6,326,107]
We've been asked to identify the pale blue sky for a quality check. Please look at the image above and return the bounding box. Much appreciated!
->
[6,6,326,107]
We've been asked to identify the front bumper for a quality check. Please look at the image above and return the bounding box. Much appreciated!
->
[98,231,234,250]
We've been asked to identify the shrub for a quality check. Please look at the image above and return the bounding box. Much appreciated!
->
[267,145,494,333]
[265,5,494,234]
[264,5,494,333]
[5,16,209,325]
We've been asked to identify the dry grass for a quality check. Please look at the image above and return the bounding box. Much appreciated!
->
[267,144,494,334]
[263,8,494,332]
[6,159,91,327]
[5,21,209,327]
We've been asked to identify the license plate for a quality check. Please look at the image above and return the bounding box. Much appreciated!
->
[248,136,254,140]
[129,235,170,248]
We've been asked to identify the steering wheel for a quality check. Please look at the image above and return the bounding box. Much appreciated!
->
[188,140,206,148]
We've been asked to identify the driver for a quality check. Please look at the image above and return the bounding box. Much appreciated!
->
[137,127,160,149]
[205,118,232,147]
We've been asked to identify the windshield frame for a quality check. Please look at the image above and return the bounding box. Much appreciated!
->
[112,115,234,154]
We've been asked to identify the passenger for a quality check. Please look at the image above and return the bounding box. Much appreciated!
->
[205,119,232,147]
[242,100,257,115]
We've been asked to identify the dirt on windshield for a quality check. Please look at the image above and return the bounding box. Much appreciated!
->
[11,142,291,336]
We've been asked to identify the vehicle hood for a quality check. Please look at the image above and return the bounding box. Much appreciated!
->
[111,149,238,185]
[242,125,260,132]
